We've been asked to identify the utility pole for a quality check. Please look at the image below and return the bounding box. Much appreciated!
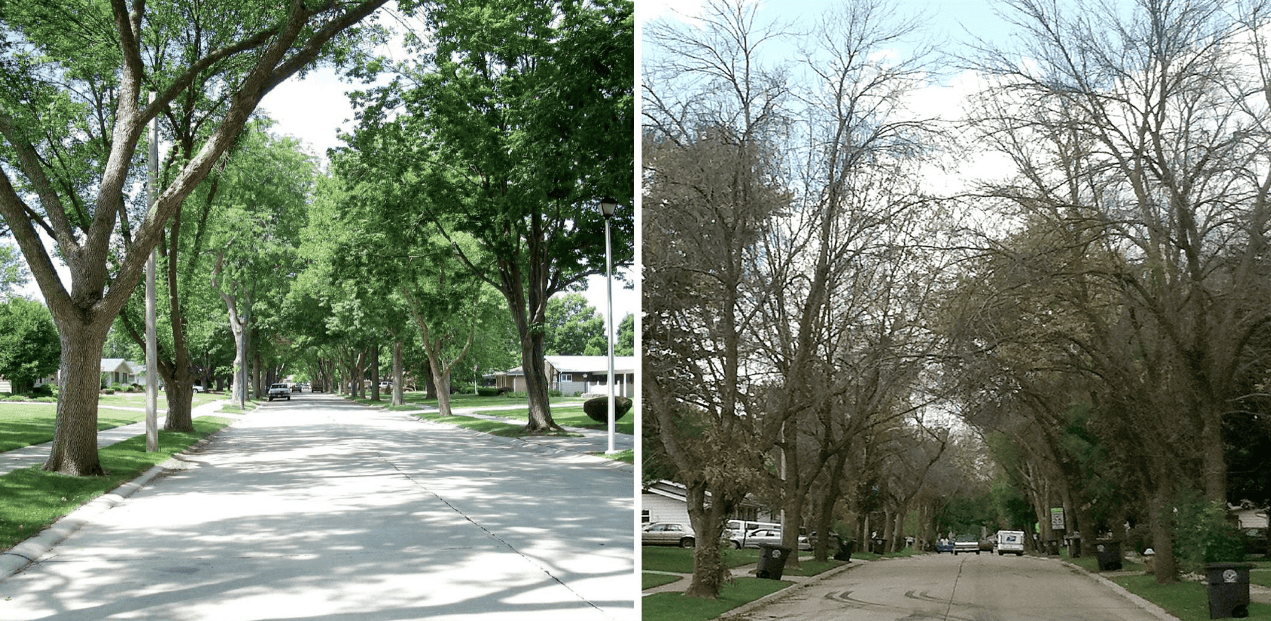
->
[145,92,159,452]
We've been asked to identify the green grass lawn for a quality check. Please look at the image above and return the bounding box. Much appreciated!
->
[602,448,633,464]
[97,392,223,409]
[1113,574,1271,621]
[0,416,233,552]
[1253,568,1271,588]
[353,391,587,409]
[644,572,684,590]
[0,404,172,453]
[481,404,635,435]
[641,578,791,621]
[411,412,583,438]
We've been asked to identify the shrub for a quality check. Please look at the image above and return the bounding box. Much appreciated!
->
[109,383,125,393]
[548,389,562,397]
[503,391,528,399]
[29,384,53,398]
[477,387,500,397]
[1174,488,1246,575]
[5,394,28,402]
[583,395,632,422]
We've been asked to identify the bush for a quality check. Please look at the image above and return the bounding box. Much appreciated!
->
[583,395,632,422]
[548,389,562,397]
[503,391,528,399]
[109,383,125,393]
[477,387,500,397]
[1174,489,1246,575]
[5,394,29,402]
[29,384,53,398]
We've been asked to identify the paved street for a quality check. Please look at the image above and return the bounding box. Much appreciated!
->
[0,393,634,621]
[733,554,1165,621]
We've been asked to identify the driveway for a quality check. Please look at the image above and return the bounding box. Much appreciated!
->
[0,393,633,621]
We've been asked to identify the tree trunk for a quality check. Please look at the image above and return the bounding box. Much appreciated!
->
[684,482,732,599]
[1149,485,1179,584]
[392,340,404,406]
[43,321,111,475]
[519,332,560,432]
[370,345,381,401]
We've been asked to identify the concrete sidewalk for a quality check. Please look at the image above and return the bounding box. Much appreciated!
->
[0,399,235,477]
[378,400,635,457]
[0,393,634,620]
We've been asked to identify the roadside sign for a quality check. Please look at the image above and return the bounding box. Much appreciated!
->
[1051,507,1065,530]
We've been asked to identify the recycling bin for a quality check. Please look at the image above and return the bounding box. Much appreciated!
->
[756,544,793,580]
[1047,540,1059,556]
[1205,563,1251,619]
[834,539,855,562]
[1070,534,1082,558]
[1095,540,1122,571]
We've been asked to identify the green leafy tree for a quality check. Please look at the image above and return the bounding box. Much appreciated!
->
[0,298,60,395]
[346,0,633,431]
[0,0,396,475]
[0,245,27,299]
[544,293,605,356]
[616,313,633,356]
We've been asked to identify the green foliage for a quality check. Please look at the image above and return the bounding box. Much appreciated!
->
[477,387,501,397]
[1173,489,1246,574]
[544,293,606,355]
[616,313,634,356]
[0,298,60,395]
[0,246,28,298]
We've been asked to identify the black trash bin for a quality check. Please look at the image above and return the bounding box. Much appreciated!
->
[756,544,793,580]
[1094,540,1122,571]
[1206,563,1252,619]
[1070,535,1082,558]
[834,539,855,562]
[1047,540,1059,556]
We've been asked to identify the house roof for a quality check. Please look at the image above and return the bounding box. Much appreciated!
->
[501,355,636,376]
[101,359,141,374]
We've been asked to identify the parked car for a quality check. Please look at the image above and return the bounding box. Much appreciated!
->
[290,383,301,393]
[741,528,811,550]
[642,523,697,548]
[267,383,291,401]
[192,384,205,393]
[953,536,980,555]
[935,539,955,554]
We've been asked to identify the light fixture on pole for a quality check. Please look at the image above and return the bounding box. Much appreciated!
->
[600,197,617,455]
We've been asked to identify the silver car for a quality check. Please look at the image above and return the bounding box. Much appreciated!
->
[642,523,696,548]
[742,528,811,550]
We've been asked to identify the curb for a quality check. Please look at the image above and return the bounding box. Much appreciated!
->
[0,409,238,582]
[1057,559,1180,621]
[716,559,865,619]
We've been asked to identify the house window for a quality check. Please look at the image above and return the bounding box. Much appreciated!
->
[642,510,650,524]
[560,373,572,382]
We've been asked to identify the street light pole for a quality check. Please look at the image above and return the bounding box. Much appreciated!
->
[145,91,158,452]
[600,197,617,455]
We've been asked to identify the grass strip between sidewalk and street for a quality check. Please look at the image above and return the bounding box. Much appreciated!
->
[1110,574,1271,621]
[642,578,791,621]
[0,416,233,553]
[411,412,583,438]
[484,404,635,435]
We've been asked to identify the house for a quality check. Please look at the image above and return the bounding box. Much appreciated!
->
[101,358,142,387]
[494,355,635,397]
[641,479,777,526]
[1,374,57,394]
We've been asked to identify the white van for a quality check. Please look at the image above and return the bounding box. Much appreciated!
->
[995,530,1025,556]
[727,520,780,547]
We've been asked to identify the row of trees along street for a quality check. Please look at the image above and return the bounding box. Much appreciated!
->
[643,0,1271,598]
[0,0,633,476]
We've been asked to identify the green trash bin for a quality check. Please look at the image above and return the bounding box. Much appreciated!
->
[1095,540,1122,571]
[1206,563,1252,619]
[756,544,793,580]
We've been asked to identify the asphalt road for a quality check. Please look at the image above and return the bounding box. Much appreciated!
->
[0,393,634,621]
[734,553,1164,621]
